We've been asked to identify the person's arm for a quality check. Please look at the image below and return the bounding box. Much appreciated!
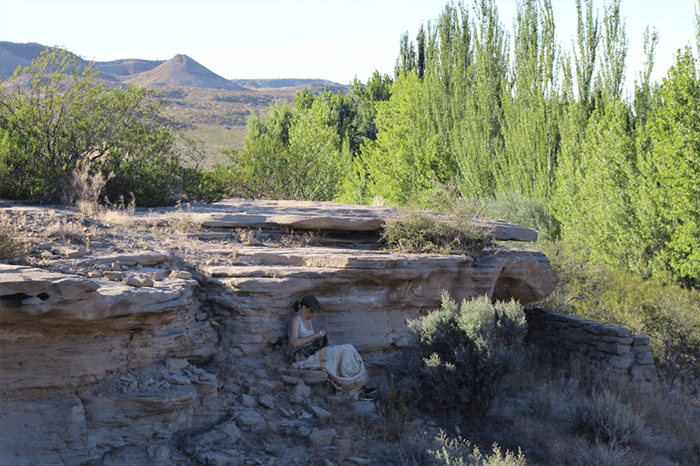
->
[288,318,325,348]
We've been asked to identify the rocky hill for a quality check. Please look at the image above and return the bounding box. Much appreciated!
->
[119,54,247,90]
[0,41,345,92]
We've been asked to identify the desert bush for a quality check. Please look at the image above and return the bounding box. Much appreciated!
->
[374,375,414,441]
[429,431,527,466]
[573,391,645,446]
[0,46,183,206]
[44,218,85,243]
[57,165,112,206]
[396,292,526,419]
[181,166,234,203]
[0,212,27,263]
[575,441,632,466]
[382,184,492,255]
[382,210,490,255]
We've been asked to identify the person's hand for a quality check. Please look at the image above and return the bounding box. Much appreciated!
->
[317,331,326,338]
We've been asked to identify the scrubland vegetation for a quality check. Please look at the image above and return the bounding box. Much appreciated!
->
[1,0,699,464]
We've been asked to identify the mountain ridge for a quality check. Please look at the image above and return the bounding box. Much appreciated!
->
[0,41,345,91]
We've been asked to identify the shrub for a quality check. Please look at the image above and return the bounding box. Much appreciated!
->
[382,210,491,255]
[429,431,527,466]
[0,46,182,206]
[573,391,645,446]
[398,292,526,419]
[382,184,493,255]
[181,166,234,203]
[0,212,26,263]
[374,375,414,441]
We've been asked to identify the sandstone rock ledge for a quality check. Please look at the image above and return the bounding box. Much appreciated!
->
[0,198,558,465]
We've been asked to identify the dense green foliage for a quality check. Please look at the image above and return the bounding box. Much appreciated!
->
[332,0,698,288]
[392,293,527,420]
[0,48,183,206]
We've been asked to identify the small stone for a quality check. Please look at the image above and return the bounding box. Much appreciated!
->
[221,421,242,444]
[309,428,337,447]
[41,251,57,260]
[348,457,370,465]
[163,374,191,385]
[123,276,142,287]
[294,383,311,398]
[170,270,192,279]
[298,426,311,437]
[242,394,258,408]
[152,272,164,281]
[62,246,87,258]
[324,460,335,466]
[165,358,190,370]
[236,409,266,429]
[259,395,274,409]
[140,278,154,287]
[281,375,304,385]
[196,312,208,321]
[289,393,306,405]
[87,271,103,278]
[21,297,43,306]
[104,271,125,281]
[111,262,122,271]
[311,406,331,420]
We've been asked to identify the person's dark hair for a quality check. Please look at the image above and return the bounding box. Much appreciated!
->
[293,295,320,313]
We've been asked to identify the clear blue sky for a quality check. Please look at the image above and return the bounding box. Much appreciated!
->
[1,0,697,90]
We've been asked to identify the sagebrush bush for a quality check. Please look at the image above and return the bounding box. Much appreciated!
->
[395,292,526,419]
[429,431,527,466]
[573,391,645,446]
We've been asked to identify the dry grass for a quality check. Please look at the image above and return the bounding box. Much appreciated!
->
[363,344,700,466]
[278,230,317,248]
[0,211,31,263]
[45,217,86,244]
[57,166,111,206]
[169,201,201,233]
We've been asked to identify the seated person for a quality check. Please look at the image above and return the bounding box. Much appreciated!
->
[288,295,328,362]
[288,295,375,396]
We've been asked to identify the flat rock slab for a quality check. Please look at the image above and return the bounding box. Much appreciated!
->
[134,199,538,242]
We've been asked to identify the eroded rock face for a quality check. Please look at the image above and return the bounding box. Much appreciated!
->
[0,198,558,465]
[203,245,557,355]
[0,265,216,395]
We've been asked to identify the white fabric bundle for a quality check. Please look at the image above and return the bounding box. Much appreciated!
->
[292,344,368,389]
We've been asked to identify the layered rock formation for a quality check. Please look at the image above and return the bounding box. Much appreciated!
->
[0,199,558,465]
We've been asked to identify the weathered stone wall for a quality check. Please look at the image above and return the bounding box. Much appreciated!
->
[524,307,656,392]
